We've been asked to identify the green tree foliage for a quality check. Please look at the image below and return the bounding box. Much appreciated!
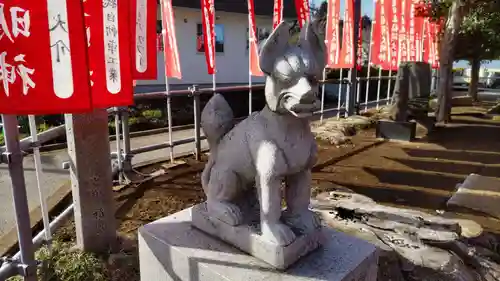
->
[455,1,500,61]
[416,0,500,113]
[415,0,500,61]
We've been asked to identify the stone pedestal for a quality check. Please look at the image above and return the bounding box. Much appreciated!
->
[376,120,416,142]
[191,202,323,270]
[447,173,500,219]
[138,206,379,281]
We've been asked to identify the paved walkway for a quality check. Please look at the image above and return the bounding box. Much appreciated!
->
[0,127,208,254]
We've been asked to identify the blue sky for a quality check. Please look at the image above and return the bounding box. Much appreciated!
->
[309,0,500,69]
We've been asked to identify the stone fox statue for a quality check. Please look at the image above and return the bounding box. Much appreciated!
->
[200,21,326,247]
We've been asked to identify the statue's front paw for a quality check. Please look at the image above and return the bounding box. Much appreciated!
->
[261,222,296,246]
[207,201,243,226]
[283,210,321,234]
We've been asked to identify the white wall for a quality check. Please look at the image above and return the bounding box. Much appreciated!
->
[137,7,272,86]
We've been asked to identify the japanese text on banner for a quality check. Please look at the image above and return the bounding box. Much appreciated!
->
[272,0,283,30]
[338,0,354,68]
[357,16,363,70]
[247,0,263,76]
[0,4,34,97]
[386,0,400,70]
[161,0,182,79]
[413,0,425,61]
[201,0,215,74]
[407,0,416,61]
[294,0,309,28]
[131,0,157,79]
[0,1,92,114]
[371,0,391,69]
[398,0,408,62]
[83,0,133,108]
[325,0,340,68]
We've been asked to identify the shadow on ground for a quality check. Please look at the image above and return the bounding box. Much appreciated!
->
[313,106,500,233]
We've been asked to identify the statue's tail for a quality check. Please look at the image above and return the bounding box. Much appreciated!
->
[201,93,234,149]
[200,93,234,192]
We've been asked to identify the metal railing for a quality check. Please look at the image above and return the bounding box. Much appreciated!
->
[0,68,432,280]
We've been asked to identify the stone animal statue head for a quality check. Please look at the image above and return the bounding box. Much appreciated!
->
[259,21,326,118]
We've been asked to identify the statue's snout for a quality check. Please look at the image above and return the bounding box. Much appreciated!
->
[287,77,318,104]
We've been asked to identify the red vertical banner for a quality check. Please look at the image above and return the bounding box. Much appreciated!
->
[84,0,134,108]
[423,19,439,68]
[161,0,182,79]
[294,0,310,28]
[407,0,416,61]
[130,0,157,80]
[357,16,363,70]
[338,0,355,68]
[387,0,400,70]
[431,22,440,69]
[423,20,430,63]
[273,0,283,30]
[371,0,391,69]
[325,0,340,68]
[0,0,92,114]
[248,0,263,76]
[201,0,216,75]
[398,0,409,62]
[413,0,425,61]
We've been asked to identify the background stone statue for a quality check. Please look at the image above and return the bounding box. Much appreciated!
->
[389,62,432,123]
[200,21,326,247]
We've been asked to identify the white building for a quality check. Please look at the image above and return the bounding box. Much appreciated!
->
[136,0,295,91]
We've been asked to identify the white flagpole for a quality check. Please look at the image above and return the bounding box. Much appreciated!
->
[376,67,383,109]
[249,63,252,115]
[166,79,174,163]
[28,115,51,246]
[212,8,217,93]
[248,13,253,115]
[161,1,174,163]
[420,19,426,61]
[365,16,375,112]
[320,68,327,123]
[337,69,343,119]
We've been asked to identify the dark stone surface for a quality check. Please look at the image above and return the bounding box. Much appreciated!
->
[389,63,411,122]
[376,120,416,142]
[388,62,434,131]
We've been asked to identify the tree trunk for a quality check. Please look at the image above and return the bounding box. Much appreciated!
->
[468,58,480,102]
[436,0,466,124]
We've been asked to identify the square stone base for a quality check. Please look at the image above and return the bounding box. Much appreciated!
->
[376,119,416,142]
[139,206,379,281]
[191,202,323,270]
[447,173,500,219]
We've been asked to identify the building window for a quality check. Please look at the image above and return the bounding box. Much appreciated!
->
[196,23,224,53]
[246,27,271,51]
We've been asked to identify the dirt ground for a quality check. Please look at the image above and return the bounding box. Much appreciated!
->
[54,102,500,280]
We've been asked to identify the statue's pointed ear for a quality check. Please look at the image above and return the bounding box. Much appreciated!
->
[259,22,290,74]
[299,21,326,75]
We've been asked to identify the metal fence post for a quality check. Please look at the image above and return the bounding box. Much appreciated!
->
[113,109,124,184]
[355,77,361,115]
[190,85,201,161]
[120,108,132,172]
[1,115,37,281]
